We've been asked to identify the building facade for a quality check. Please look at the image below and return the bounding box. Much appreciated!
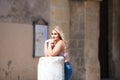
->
[0,0,120,80]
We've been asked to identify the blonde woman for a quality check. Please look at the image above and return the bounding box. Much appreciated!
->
[44,26,72,80]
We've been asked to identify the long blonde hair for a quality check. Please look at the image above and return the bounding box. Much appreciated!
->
[52,26,68,49]
[53,26,65,41]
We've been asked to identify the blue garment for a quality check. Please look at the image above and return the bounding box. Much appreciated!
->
[64,62,72,80]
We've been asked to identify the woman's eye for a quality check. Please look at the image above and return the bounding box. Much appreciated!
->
[54,33,57,35]
[51,33,57,35]
[51,33,54,35]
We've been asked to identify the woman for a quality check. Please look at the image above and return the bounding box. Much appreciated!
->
[44,26,72,80]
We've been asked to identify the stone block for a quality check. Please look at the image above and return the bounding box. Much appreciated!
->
[38,57,64,80]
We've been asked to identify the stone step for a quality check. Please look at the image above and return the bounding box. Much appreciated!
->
[102,78,114,80]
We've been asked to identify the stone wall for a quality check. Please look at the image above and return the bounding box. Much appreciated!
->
[0,23,37,80]
[69,1,85,80]
[50,0,101,80]
[0,0,120,80]
[108,0,120,79]
[50,0,70,41]
[69,0,101,80]
[0,0,50,24]
[0,0,50,80]
[84,1,100,80]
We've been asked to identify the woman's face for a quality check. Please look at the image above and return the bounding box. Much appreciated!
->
[51,30,60,41]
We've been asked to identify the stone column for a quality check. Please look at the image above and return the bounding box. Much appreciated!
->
[38,57,64,80]
[84,0,101,80]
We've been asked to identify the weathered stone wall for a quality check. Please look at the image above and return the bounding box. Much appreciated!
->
[0,0,120,80]
[50,0,101,80]
[109,0,120,79]
[84,1,100,80]
[0,0,50,80]
[69,1,85,80]
[0,0,50,24]
[112,1,120,79]
[0,23,37,80]
[50,0,70,41]
[69,0,101,80]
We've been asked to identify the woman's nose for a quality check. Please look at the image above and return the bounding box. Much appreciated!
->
[51,36,54,39]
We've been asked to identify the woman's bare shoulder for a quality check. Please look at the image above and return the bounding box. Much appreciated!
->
[57,40,64,44]
[55,40,65,47]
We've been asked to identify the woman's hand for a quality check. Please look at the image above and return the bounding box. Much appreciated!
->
[45,39,56,48]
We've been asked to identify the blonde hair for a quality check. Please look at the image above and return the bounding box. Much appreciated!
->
[53,27,65,40]
[52,26,68,49]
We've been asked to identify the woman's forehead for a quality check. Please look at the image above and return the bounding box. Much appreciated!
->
[52,30,58,33]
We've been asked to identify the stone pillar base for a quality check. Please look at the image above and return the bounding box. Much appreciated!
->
[38,57,64,80]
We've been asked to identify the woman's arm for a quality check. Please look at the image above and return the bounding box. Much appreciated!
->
[48,40,64,56]
[44,39,56,56]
